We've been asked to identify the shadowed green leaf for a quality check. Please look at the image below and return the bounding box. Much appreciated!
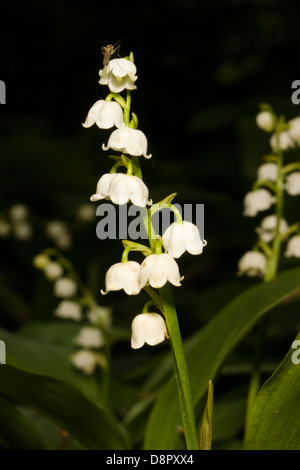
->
[144,266,300,449]
[0,364,129,450]
[244,331,300,450]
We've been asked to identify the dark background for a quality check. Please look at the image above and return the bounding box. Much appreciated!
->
[0,0,300,364]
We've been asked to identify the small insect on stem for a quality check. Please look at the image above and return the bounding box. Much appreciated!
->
[101,40,122,66]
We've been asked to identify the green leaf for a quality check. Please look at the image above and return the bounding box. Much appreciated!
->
[0,324,101,404]
[244,331,300,450]
[0,364,129,450]
[144,266,300,449]
[0,393,44,449]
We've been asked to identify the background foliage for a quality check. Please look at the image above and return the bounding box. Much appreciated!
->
[0,0,299,450]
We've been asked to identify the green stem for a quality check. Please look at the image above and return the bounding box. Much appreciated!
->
[159,283,199,450]
[124,90,131,126]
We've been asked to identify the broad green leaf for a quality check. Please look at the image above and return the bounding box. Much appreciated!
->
[0,324,100,404]
[244,331,300,450]
[144,266,300,449]
[0,394,44,449]
[0,364,129,450]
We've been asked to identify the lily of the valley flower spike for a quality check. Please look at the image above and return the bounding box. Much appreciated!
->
[90,173,150,207]
[84,45,207,451]
[131,313,167,349]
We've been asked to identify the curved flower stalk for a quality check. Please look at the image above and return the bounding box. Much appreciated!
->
[83,48,208,450]
[239,103,300,429]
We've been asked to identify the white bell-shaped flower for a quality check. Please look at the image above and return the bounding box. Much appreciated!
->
[102,127,151,158]
[90,173,116,202]
[82,100,124,129]
[162,221,207,258]
[74,326,104,348]
[255,215,289,243]
[101,261,141,295]
[237,251,267,277]
[70,349,102,375]
[243,189,276,217]
[54,277,77,298]
[54,300,82,321]
[287,116,300,145]
[139,253,183,289]
[285,172,300,195]
[99,58,138,93]
[131,313,167,349]
[285,235,300,258]
[270,131,295,152]
[256,163,278,182]
[256,111,274,132]
[91,173,150,207]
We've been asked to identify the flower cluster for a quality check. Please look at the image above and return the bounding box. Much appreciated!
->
[33,250,111,374]
[83,50,207,349]
[238,105,300,279]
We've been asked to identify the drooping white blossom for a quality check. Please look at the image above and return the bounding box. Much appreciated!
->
[256,111,274,132]
[102,127,151,158]
[99,58,138,93]
[131,313,167,349]
[237,251,268,278]
[101,261,141,295]
[70,349,102,375]
[54,300,82,321]
[87,306,112,330]
[90,173,150,207]
[162,221,207,258]
[74,326,104,348]
[287,116,300,145]
[82,100,124,129]
[243,189,276,217]
[285,235,300,258]
[44,261,64,280]
[138,253,183,289]
[270,131,295,152]
[256,163,278,182]
[12,222,32,240]
[284,172,300,195]
[54,277,77,298]
[255,215,289,243]
[10,204,29,221]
